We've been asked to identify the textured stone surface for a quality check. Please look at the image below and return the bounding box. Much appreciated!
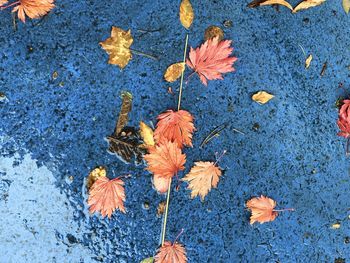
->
[1,0,350,262]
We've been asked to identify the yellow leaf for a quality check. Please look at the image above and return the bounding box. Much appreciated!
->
[204,26,224,41]
[140,121,155,147]
[343,0,350,13]
[87,166,106,190]
[100,26,133,69]
[331,222,341,229]
[293,0,326,13]
[182,161,222,201]
[248,0,293,10]
[164,62,185,82]
[305,54,312,69]
[179,0,194,29]
[252,91,274,104]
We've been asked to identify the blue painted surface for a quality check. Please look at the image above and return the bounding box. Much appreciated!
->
[1,0,350,262]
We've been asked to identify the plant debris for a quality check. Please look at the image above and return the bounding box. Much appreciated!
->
[164,62,186,83]
[200,123,227,148]
[305,54,312,69]
[179,0,194,29]
[247,0,293,10]
[252,91,274,104]
[87,166,107,190]
[204,26,224,41]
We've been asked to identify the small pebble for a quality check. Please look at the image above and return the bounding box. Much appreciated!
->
[0,92,6,102]
[223,20,233,28]
[142,201,150,210]
[52,71,58,80]
[252,123,260,131]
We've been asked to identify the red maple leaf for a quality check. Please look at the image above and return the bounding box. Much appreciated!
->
[154,241,187,263]
[154,109,195,148]
[11,0,55,23]
[186,36,237,86]
[88,176,126,218]
[144,140,186,193]
[337,117,350,138]
[339,99,350,122]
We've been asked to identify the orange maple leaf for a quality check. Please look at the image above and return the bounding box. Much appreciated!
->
[144,140,186,193]
[186,36,237,86]
[182,161,222,201]
[154,241,187,263]
[0,0,8,6]
[154,110,195,148]
[88,176,126,218]
[12,0,55,23]
[246,195,278,224]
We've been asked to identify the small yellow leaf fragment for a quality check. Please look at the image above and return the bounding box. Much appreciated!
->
[252,91,274,104]
[248,0,293,10]
[140,257,154,263]
[293,0,326,13]
[179,0,194,29]
[305,54,312,69]
[164,62,185,82]
[204,26,224,41]
[331,222,341,229]
[343,0,350,13]
[87,166,107,190]
[139,121,155,147]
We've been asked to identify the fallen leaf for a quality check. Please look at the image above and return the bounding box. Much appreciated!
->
[100,26,133,69]
[337,117,350,138]
[87,166,106,190]
[293,0,326,13]
[320,61,327,76]
[182,161,222,201]
[246,195,278,224]
[12,0,55,23]
[343,0,350,13]
[155,241,187,263]
[252,91,274,104]
[154,110,195,148]
[0,0,8,6]
[144,140,186,193]
[204,26,224,41]
[186,36,237,86]
[164,62,186,83]
[115,91,133,136]
[107,127,145,164]
[305,54,312,69]
[179,0,194,29]
[140,257,154,263]
[140,121,155,147]
[247,0,293,10]
[88,176,126,218]
[156,200,166,217]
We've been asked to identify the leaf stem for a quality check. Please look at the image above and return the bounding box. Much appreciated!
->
[1,1,20,10]
[130,48,158,61]
[177,34,189,111]
[346,138,350,157]
[273,208,295,212]
[161,178,172,246]
[173,228,184,244]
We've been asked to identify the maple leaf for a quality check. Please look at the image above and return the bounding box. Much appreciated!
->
[144,140,186,193]
[186,36,237,86]
[339,100,350,122]
[100,26,133,69]
[154,110,195,148]
[88,176,126,218]
[182,161,222,201]
[0,0,8,6]
[293,0,325,13]
[154,241,187,263]
[337,117,350,138]
[12,0,55,23]
[246,195,278,224]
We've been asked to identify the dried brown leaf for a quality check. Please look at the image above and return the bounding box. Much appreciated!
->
[100,27,133,69]
[252,91,274,104]
[87,166,106,190]
[115,91,133,135]
[293,0,326,13]
[204,26,224,41]
[155,241,187,263]
[156,200,166,217]
[248,0,293,10]
[179,0,194,29]
[182,161,222,201]
[164,62,185,83]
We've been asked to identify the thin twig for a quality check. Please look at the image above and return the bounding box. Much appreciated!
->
[161,178,172,246]
[130,48,158,60]
[177,34,189,111]
[200,123,228,149]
